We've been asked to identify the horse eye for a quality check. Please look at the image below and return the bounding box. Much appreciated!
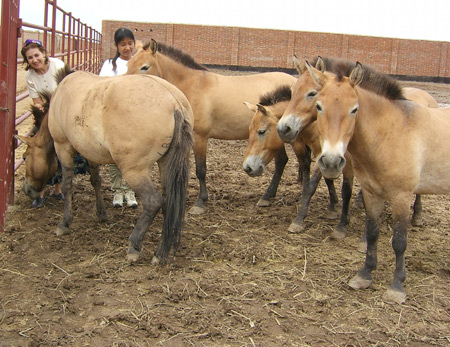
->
[307,90,317,98]
[140,64,150,71]
[257,129,266,136]
[315,103,322,112]
[350,106,359,115]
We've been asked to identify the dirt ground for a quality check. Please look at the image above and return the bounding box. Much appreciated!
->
[1,67,450,346]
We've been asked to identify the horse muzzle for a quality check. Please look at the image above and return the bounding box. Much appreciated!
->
[276,115,301,143]
[318,153,346,179]
[23,178,43,200]
[243,156,265,177]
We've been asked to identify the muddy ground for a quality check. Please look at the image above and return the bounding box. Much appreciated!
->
[1,68,450,346]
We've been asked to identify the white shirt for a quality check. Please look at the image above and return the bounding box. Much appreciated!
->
[99,56,129,76]
[26,57,66,98]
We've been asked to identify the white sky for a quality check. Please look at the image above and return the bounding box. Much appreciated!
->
[17,0,450,42]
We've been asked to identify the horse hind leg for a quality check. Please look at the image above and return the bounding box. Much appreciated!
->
[56,164,75,236]
[258,146,288,207]
[88,162,107,222]
[126,180,163,264]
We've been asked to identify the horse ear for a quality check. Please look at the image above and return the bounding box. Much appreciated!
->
[350,62,364,87]
[135,40,143,51]
[14,134,32,146]
[315,56,325,73]
[150,39,158,54]
[305,61,326,88]
[293,55,306,75]
[243,102,258,112]
[256,104,273,117]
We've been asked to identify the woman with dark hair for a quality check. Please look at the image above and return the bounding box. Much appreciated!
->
[99,28,138,208]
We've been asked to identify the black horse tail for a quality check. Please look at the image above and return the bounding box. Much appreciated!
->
[156,106,193,263]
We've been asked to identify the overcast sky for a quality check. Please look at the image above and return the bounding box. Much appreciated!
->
[17,0,449,42]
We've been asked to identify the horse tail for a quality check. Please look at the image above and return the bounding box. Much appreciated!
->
[158,106,193,262]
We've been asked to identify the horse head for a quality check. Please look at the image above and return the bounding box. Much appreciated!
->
[16,102,58,200]
[314,63,363,179]
[126,39,162,77]
[276,57,326,143]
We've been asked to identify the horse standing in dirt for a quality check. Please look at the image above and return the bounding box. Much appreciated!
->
[285,61,450,303]
[18,70,194,264]
[125,39,297,214]
[243,84,355,235]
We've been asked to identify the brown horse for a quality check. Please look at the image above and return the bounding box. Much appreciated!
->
[277,57,439,230]
[18,70,194,264]
[243,85,355,236]
[125,39,296,214]
[297,61,450,304]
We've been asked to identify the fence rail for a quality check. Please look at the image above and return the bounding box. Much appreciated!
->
[0,0,102,231]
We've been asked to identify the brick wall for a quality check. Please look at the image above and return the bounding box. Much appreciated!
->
[102,20,449,80]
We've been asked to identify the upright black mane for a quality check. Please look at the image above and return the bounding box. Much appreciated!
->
[259,85,292,106]
[54,63,74,84]
[144,41,207,71]
[310,56,406,101]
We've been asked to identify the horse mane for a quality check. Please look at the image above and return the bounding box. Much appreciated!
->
[259,85,292,106]
[144,41,208,71]
[54,64,74,84]
[30,99,50,131]
[310,56,406,101]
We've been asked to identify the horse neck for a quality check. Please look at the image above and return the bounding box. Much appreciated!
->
[347,87,402,162]
[35,114,56,158]
[156,53,202,87]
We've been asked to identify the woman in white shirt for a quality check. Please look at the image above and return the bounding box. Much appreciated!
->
[99,28,138,208]
[21,40,66,208]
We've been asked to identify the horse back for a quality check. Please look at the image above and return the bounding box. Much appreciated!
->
[49,72,192,166]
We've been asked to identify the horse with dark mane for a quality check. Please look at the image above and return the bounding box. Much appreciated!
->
[17,68,194,264]
[126,39,297,215]
[243,84,355,235]
[280,58,450,303]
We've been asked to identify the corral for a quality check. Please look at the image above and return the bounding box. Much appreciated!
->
[1,67,450,345]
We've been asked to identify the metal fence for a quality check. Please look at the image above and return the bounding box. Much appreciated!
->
[0,0,102,231]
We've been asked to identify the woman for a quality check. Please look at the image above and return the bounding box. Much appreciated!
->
[21,39,65,208]
[99,28,138,208]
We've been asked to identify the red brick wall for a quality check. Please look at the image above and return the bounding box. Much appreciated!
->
[102,20,449,79]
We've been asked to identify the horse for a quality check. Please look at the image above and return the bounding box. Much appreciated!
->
[125,39,297,215]
[295,61,450,304]
[17,70,194,264]
[243,84,355,236]
[277,57,440,232]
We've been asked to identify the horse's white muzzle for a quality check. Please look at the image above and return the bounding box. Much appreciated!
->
[276,115,301,143]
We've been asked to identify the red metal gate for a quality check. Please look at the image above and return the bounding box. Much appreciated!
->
[0,0,102,232]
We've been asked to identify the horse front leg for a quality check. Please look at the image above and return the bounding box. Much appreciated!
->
[88,163,107,222]
[348,191,384,291]
[288,163,322,233]
[189,135,208,215]
[127,183,163,263]
[411,194,422,226]
[55,164,75,236]
[330,170,354,240]
[257,146,288,207]
[324,178,338,220]
[383,197,410,304]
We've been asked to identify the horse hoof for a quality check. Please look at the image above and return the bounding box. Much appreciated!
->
[383,287,406,304]
[325,210,338,220]
[188,205,205,215]
[127,246,140,263]
[97,212,108,223]
[348,274,372,290]
[256,198,271,207]
[151,255,161,264]
[353,200,364,209]
[330,229,346,240]
[55,225,70,236]
[288,222,304,234]
[411,217,423,227]
[357,241,367,253]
